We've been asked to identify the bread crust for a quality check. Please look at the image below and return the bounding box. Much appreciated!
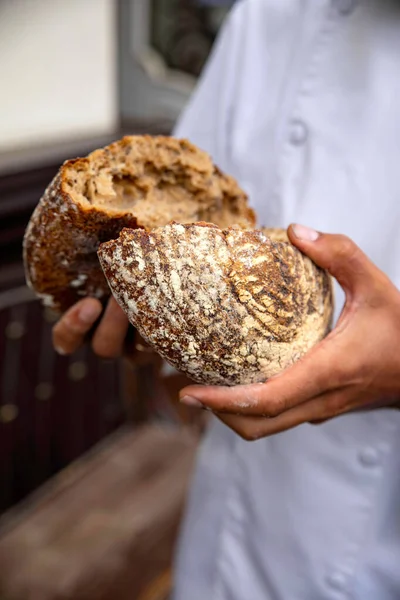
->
[23,136,255,312]
[98,223,333,386]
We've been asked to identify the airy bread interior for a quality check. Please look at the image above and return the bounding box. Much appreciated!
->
[62,136,253,230]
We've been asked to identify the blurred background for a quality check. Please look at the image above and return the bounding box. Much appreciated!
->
[0,1,234,598]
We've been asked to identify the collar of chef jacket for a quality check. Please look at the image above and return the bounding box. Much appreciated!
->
[172,2,400,600]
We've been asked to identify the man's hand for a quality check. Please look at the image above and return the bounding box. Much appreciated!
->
[52,296,129,358]
[179,224,400,440]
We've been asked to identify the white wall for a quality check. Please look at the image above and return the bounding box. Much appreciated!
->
[0,0,117,152]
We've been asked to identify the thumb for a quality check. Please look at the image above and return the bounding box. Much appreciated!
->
[287,224,380,295]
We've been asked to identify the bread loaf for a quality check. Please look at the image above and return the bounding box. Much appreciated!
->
[98,223,333,386]
[23,136,255,312]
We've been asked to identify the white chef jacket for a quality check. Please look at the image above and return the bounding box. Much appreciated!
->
[172,1,400,599]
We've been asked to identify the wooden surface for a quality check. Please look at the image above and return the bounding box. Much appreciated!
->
[0,424,198,600]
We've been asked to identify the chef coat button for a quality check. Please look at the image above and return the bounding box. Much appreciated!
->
[335,0,357,16]
[358,447,381,467]
[325,571,348,592]
[289,120,308,146]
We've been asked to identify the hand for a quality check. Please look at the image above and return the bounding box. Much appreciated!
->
[52,296,130,358]
[179,224,400,440]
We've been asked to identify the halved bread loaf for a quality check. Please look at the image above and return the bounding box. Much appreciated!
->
[98,223,333,386]
[23,136,255,312]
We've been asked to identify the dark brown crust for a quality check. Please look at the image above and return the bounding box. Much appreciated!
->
[98,223,333,386]
[23,135,256,313]
[23,173,139,311]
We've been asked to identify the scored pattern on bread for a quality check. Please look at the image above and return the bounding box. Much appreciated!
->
[98,223,333,386]
[23,136,255,312]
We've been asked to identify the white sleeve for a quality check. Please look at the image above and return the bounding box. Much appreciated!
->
[172,1,245,174]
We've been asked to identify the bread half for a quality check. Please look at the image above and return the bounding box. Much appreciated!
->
[23,136,255,312]
[98,223,333,385]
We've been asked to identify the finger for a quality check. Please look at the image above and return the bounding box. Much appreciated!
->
[216,413,266,441]
[180,339,344,416]
[52,298,103,355]
[217,386,356,440]
[288,224,385,297]
[91,297,130,358]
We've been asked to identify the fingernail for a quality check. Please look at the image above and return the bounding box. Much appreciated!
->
[292,224,319,242]
[78,302,102,324]
[180,395,204,408]
[55,345,67,356]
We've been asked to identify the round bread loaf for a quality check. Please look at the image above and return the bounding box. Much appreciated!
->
[23,135,255,312]
[98,223,333,386]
